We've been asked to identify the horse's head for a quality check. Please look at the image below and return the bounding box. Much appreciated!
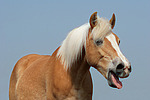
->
[86,12,131,89]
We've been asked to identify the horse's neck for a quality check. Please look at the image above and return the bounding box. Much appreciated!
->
[51,48,92,100]
[69,56,90,88]
[52,47,90,88]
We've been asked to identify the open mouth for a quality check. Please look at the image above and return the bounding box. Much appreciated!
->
[108,71,122,89]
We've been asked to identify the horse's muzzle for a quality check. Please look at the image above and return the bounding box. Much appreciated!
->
[107,61,131,89]
[116,62,131,78]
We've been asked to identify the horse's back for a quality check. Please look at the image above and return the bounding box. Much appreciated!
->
[9,54,51,100]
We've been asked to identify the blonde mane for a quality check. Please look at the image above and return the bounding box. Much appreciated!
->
[57,16,112,70]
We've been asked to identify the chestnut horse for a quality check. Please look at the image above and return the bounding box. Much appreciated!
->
[9,12,131,100]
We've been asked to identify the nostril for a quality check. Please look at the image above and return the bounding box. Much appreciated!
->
[116,63,124,70]
[128,65,132,72]
[116,63,124,76]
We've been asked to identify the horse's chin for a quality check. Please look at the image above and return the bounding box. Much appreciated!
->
[107,71,123,89]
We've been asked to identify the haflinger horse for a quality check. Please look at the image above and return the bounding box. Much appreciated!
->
[9,12,131,100]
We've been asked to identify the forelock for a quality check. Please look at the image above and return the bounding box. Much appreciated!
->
[92,17,112,40]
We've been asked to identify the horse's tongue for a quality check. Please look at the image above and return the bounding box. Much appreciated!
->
[111,73,122,89]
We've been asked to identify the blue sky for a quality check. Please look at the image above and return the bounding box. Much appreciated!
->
[1,0,150,100]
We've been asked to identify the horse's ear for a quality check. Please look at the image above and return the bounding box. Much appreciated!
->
[109,13,116,29]
[90,12,98,29]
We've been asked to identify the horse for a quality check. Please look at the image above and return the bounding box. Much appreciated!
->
[9,12,131,100]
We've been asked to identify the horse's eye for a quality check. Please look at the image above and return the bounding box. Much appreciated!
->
[118,39,120,44]
[95,39,103,46]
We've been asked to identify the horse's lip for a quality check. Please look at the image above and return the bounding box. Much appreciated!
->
[107,70,122,89]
